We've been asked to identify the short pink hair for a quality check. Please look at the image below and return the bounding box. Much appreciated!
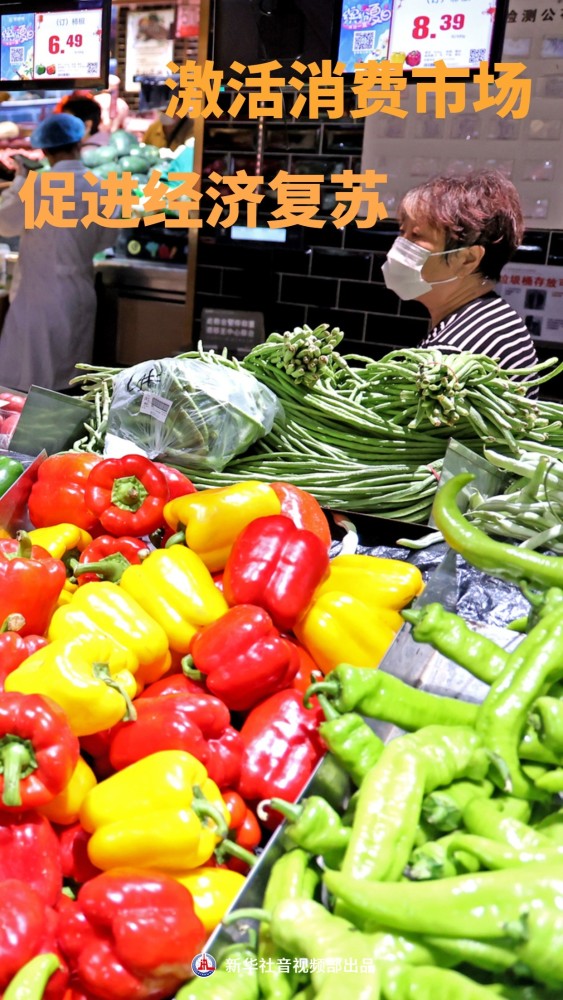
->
[399,170,524,281]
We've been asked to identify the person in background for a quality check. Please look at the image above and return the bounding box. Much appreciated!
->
[95,75,130,133]
[0,113,115,393]
[142,105,194,151]
[382,170,539,394]
[61,95,110,147]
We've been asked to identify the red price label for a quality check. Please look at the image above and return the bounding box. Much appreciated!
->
[48,32,83,53]
[412,13,465,39]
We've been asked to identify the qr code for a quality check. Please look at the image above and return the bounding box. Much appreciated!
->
[469,48,487,63]
[10,47,24,64]
[353,30,375,54]
[86,62,97,74]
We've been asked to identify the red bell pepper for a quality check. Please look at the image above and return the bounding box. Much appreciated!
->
[238,689,325,822]
[289,639,325,697]
[0,692,79,810]
[0,880,69,996]
[0,811,63,906]
[0,534,66,638]
[138,674,208,700]
[58,870,206,1000]
[270,481,332,549]
[84,456,169,538]
[139,680,229,736]
[57,822,101,885]
[74,536,150,586]
[0,615,47,689]
[153,463,196,500]
[78,732,114,782]
[218,789,261,873]
[28,453,102,533]
[188,604,300,712]
[107,696,210,772]
[206,725,244,791]
[223,514,330,633]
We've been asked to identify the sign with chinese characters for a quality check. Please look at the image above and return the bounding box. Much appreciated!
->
[200,309,265,359]
[336,0,497,72]
[125,8,175,92]
[499,263,563,343]
[33,7,103,80]
[0,5,104,83]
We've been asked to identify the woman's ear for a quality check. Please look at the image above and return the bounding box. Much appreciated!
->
[460,244,485,275]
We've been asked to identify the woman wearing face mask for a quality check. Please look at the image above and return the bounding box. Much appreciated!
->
[382,170,539,393]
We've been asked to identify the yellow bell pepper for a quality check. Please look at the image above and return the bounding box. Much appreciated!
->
[28,523,93,561]
[38,755,96,825]
[118,545,228,654]
[80,750,230,872]
[5,633,137,737]
[313,554,424,611]
[163,481,281,572]
[48,581,171,687]
[171,867,245,933]
[293,590,400,674]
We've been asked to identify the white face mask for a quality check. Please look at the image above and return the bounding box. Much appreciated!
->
[382,236,462,301]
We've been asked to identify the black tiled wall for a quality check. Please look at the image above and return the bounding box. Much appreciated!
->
[194,99,563,397]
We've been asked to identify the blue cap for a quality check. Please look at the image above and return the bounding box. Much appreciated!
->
[30,112,85,150]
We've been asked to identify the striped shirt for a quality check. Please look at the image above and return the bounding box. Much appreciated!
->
[420,292,539,395]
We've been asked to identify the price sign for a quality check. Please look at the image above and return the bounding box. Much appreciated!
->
[386,0,495,70]
[33,7,103,80]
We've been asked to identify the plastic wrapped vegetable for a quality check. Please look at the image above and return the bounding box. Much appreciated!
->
[104,356,282,472]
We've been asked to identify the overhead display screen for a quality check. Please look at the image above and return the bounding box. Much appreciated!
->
[336,0,508,76]
[0,0,108,88]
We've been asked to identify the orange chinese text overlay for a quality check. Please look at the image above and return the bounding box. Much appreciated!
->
[164,59,531,121]
[18,169,389,230]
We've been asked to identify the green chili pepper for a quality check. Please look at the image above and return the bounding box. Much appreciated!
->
[534,768,563,794]
[476,606,563,799]
[406,832,479,881]
[487,795,533,823]
[325,863,563,940]
[421,935,516,974]
[257,849,318,1000]
[422,778,494,832]
[381,963,502,1000]
[231,900,383,999]
[0,457,23,499]
[535,807,563,844]
[444,831,563,871]
[306,666,478,732]
[266,796,350,868]
[513,909,563,988]
[519,727,561,766]
[402,603,508,684]
[337,726,487,922]
[175,945,259,999]
[462,798,552,851]
[529,697,563,757]
[3,954,60,1000]
[432,473,563,590]
[317,696,384,787]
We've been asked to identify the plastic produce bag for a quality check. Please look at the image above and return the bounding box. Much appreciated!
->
[104,356,282,471]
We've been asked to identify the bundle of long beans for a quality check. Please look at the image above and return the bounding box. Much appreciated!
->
[465,449,563,553]
[69,326,563,521]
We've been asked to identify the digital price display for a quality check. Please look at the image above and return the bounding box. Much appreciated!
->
[33,7,102,79]
[336,0,506,75]
[0,0,109,87]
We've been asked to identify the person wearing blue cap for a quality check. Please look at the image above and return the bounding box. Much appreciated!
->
[0,112,115,392]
